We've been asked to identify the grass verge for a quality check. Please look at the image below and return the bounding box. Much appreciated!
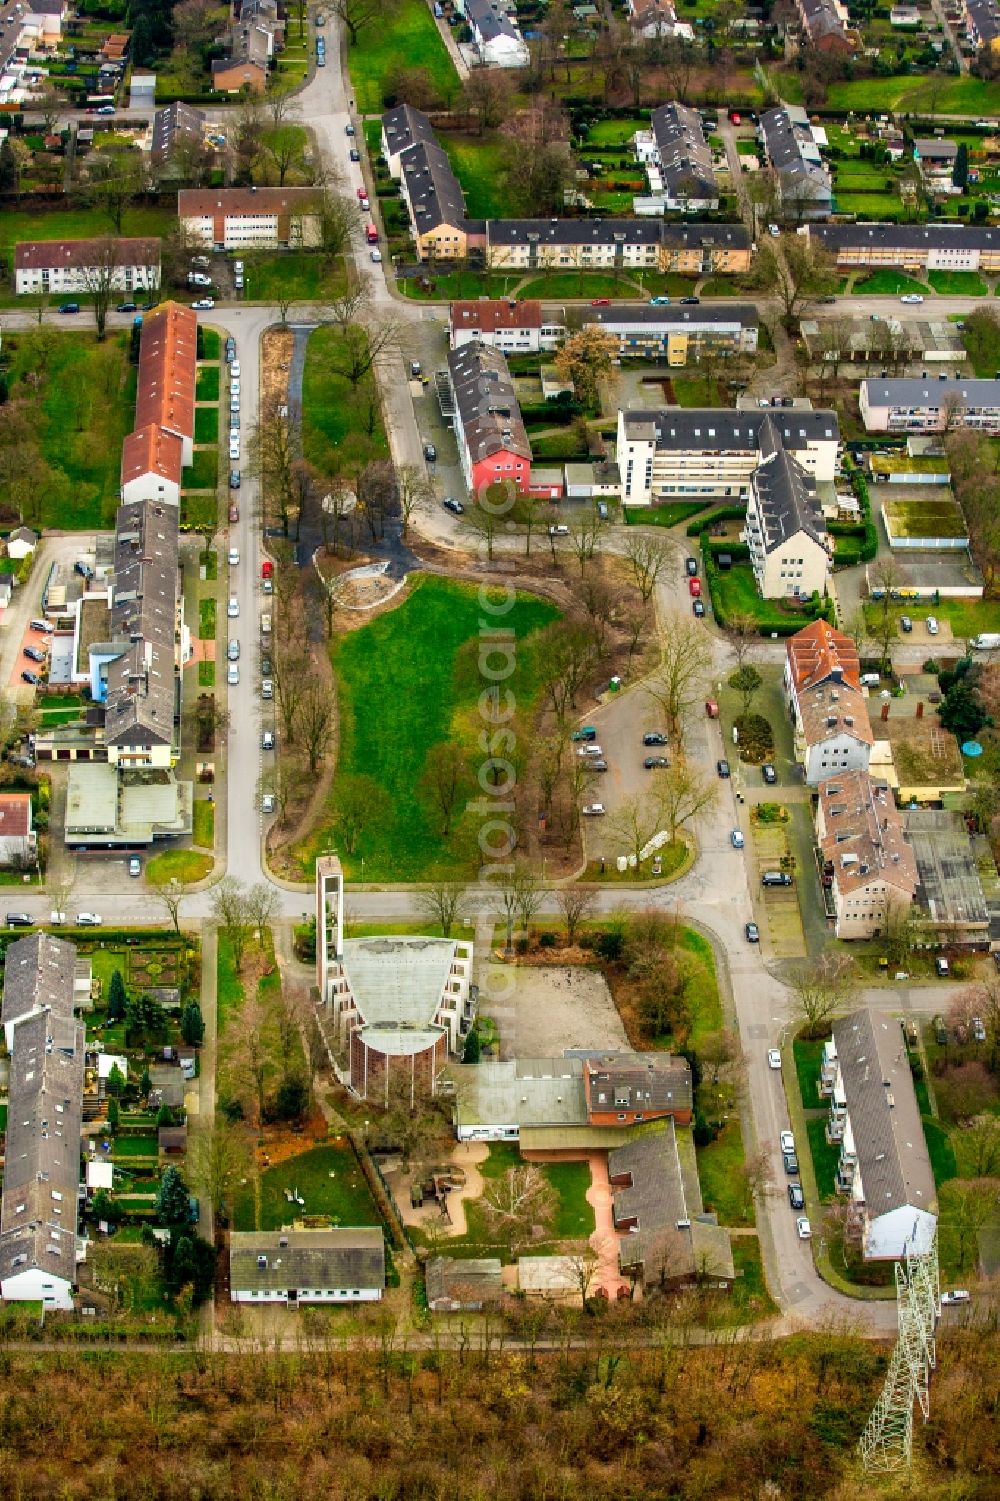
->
[144,849,213,885]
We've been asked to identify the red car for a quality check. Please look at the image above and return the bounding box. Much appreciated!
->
[261,560,274,579]
[689,577,702,598]
[591,298,611,306]
[729,109,741,125]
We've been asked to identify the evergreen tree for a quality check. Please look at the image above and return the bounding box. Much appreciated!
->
[954,142,969,190]
[463,1027,481,1064]
[155,1165,191,1227]
[139,1066,152,1098]
[106,1063,126,1097]
[180,1000,205,1047]
[107,969,127,1022]
[107,1096,120,1132]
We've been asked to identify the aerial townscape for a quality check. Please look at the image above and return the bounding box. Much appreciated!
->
[5,0,1000,1495]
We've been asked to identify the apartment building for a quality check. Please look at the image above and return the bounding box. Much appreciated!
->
[448,342,531,496]
[633,101,719,211]
[967,0,1000,53]
[14,237,161,296]
[816,770,918,939]
[860,377,1000,434]
[580,301,757,363]
[821,1011,936,1261]
[381,101,438,178]
[784,620,873,785]
[398,141,474,261]
[0,934,84,1311]
[465,0,529,65]
[178,188,324,249]
[617,405,840,507]
[759,105,833,219]
[134,300,197,465]
[120,423,184,508]
[745,416,830,599]
[486,218,750,274]
[808,220,1000,274]
[448,299,562,353]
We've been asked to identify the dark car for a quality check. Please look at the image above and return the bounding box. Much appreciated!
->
[762,763,777,785]
[717,758,731,778]
[23,646,45,663]
[20,670,40,686]
[423,442,437,462]
[788,1183,805,1210]
[745,921,760,943]
[680,296,700,305]
[900,614,913,633]
[442,496,465,515]
[644,756,670,769]
[345,123,355,135]
[692,599,706,618]
[643,732,667,746]
[58,302,80,314]
[783,1150,799,1175]
[6,913,32,927]
[685,556,698,576]
[589,758,609,771]
[350,147,360,161]
[229,469,241,490]
[116,301,137,312]
[260,652,273,677]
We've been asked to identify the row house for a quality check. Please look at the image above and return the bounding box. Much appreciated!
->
[860,377,1000,435]
[14,237,161,297]
[808,220,1000,274]
[447,342,532,497]
[580,301,757,365]
[178,188,324,250]
[784,620,874,785]
[816,770,918,939]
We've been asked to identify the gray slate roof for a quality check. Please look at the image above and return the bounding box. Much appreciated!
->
[448,343,531,463]
[487,218,748,250]
[0,1005,85,1290]
[968,0,1000,43]
[580,302,757,332]
[651,101,717,199]
[832,1009,935,1223]
[1,932,77,1037]
[466,0,521,42]
[799,0,851,44]
[863,377,1000,409]
[609,1126,687,1229]
[584,1051,693,1116]
[619,406,840,452]
[400,140,469,236]
[750,413,827,554]
[105,499,179,749]
[760,106,832,204]
[811,221,1000,254]
[381,103,437,162]
[152,101,205,163]
[229,1229,385,1292]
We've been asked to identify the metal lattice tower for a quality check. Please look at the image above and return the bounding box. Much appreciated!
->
[859,1229,940,1473]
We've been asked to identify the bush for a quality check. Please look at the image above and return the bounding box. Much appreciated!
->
[686,504,746,537]
[594,929,625,962]
[538,931,557,947]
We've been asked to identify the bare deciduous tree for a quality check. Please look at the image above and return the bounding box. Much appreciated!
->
[418,741,470,837]
[623,532,671,604]
[480,1165,557,1256]
[790,953,854,1038]
[645,613,712,749]
[555,884,596,945]
[415,878,467,939]
[211,876,254,971]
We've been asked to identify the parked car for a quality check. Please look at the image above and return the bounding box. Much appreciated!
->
[796,1216,812,1240]
[900,293,924,305]
[783,1150,799,1175]
[680,296,700,305]
[644,756,669,769]
[643,732,666,746]
[936,956,950,977]
[941,1289,971,1305]
[572,727,597,742]
[262,730,275,750]
[227,640,240,661]
[370,249,382,263]
[589,758,609,771]
[900,614,912,633]
[973,1016,987,1042]
[350,147,360,162]
[230,360,241,378]
[442,496,464,515]
[227,596,239,618]
[717,758,731,778]
[746,923,760,943]
[780,1130,795,1155]
[229,438,240,460]
[345,123,355,135]
[20,670,40,685]
[230,469,240,489]
[228,663,239,686]
[30,619,53,634]
[688,577,702,597]
[577,744,603,758]
[116,302,137,313]
[581,803,606,816]
[549,524,569,535]
[228,547,240,566]
[191,298,215,310]
[762,763,777,785]
[58,303,80,314]
[685,556,698,577]
[423,442,437,462]
[23,646,45,663]
[762,871,793,887]
[692,598,705,618]
[788,1183,805,1210]
[6,913,32,927]
[731,829,744,848]
[128,857,142,877]
[591,298,610,306]
[649,296,671,305]
[76,913,102,926]
[767,1047,782,1068]
[926,615,939,635]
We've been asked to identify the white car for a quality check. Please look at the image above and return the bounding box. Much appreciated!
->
[768,1048,782,1070]
[228,547,240,566]
[582,803,606,816]
[76,912,102,926]
[227,596,239,618]
[779,1130,795,1155]
[261,793,276,814]
[731,829,745,849]
[230,378,240,396]
[926,615,939,635]
[227,663,239,686]
[191,298,215,310]
[768,223,780,237]
[941,1289,971,1305]
[230,360,241,378]
[50,910,66,925]
[900,293,924,304]
[796,1216,812,1240]
[548,524,569,536]
[370,248,382,263]
[229,439,240,461]
[577,744,603,758]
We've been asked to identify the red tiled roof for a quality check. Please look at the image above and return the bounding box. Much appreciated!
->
[786,619,861,693]
[121,423,184,490]
[134,301,197,448]
[450,299,542,334]
[0,794,32,839]
[15,237,160,272]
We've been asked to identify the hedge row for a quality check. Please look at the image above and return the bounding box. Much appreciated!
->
[685,504,746,537]
[706,539,751,562]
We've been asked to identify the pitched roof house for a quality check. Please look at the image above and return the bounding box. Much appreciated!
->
[120,423,184,507]
[425,1255,503,1312]
[134,300,198,466]
[745,414,830,600]
[229,1228,386,1303]
[784,621,873,785]
[0,792,35,870]
[824,1010,936,1260]
[610,1125,735,1289]
[448,342,531,497]
[816,771,918,939]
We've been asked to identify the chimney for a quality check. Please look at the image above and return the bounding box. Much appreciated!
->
[916,700,924,719]
[880,701,890,721]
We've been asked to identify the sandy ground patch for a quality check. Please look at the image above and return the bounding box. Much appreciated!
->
[386,1139,489,1241]
[481,964,628,1059]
